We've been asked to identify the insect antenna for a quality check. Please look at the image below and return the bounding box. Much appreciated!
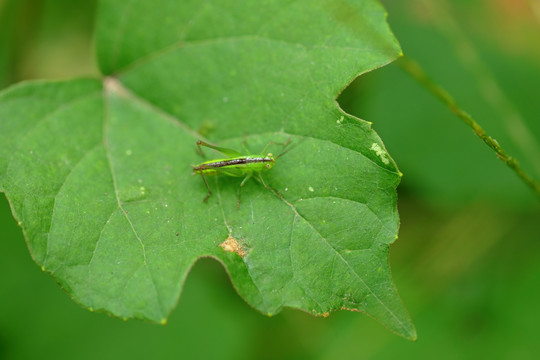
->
[275,138,295,159]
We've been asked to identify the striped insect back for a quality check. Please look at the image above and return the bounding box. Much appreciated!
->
[192,139,289,206]
[193,155,274,173]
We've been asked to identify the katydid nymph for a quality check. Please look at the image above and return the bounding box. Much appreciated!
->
[192,139,291,206]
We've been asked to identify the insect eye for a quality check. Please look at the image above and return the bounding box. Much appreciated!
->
[266,163,271,168]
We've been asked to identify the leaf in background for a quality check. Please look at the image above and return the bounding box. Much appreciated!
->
[340,0,540,206]
[0,0,415,339]
[0,0,16,87]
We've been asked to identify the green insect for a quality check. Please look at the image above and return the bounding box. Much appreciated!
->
[192,139,290,205]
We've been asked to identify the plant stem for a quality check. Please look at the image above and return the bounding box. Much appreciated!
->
[397,56,540,198]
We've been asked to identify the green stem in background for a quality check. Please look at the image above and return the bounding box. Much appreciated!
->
[397,56,540,198]
[415,0,540,176]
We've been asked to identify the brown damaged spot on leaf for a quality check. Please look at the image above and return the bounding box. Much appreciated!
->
[220,235,247,257]
[340,305,360,312]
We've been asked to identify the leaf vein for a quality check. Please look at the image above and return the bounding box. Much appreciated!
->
[268,187,405,330]
[44,143,103,270]
[102,90,164,317]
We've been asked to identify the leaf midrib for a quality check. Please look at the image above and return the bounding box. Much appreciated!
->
[102,85,164,318]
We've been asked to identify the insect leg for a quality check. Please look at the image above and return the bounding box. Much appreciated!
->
[260,137,292,155]
[196,140,206,157]
[196,140,242,157]
[256,173,269,189]
[257,173,287,202]
[237,173,253,209]
[240,134,252,154]
[199,173,212,202]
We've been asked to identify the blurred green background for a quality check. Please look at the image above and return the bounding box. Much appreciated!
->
[1,0,539,358]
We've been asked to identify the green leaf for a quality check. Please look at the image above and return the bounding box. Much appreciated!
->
[0,0,415,339]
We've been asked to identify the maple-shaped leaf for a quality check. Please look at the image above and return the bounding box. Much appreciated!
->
[0,0,415,339]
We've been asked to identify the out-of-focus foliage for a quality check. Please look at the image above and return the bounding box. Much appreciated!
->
[340,0,540,207]
[0,0,97,82]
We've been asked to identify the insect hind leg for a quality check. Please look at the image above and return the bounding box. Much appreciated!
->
[241,134,252,154]
[196,140,207,157]
[260,137,292,155]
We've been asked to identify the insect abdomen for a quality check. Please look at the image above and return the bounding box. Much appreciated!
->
[193,156,274,175]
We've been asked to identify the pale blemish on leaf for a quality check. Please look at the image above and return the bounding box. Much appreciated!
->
[220,235,247,257]
[308,186,314,192]
[370,143,390,165]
